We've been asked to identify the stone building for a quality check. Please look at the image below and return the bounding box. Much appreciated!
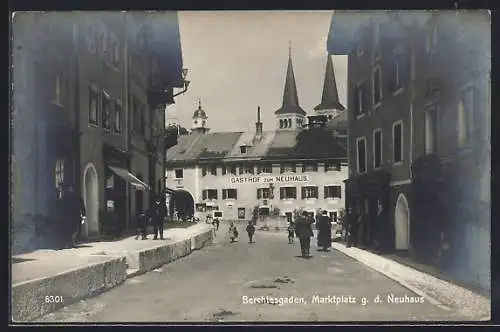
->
[327,10,490,290]
[11,12,188,253]
[166,46,348,224]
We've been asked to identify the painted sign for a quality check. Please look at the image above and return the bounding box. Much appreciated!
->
[230,175,310,184]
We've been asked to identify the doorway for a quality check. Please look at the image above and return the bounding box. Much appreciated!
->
[395,193,410,250]
[83,163,99,237]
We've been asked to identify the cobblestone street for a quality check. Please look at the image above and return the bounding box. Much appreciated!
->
[38,226,467,323]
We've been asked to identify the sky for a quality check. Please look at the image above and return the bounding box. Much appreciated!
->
[166,11,347,133]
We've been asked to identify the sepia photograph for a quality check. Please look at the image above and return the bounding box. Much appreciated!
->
[10,10,491,323]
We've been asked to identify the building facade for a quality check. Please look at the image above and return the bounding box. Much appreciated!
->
[11,12,187,253]
[328,11,490,290]
[166,46,348,224]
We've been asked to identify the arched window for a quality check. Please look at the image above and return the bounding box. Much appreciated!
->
[288,118,292,128]
[280,119,284,128]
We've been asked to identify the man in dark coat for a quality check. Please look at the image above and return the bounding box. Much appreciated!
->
[61,186,86,248]
[317,210,332,251]
[295,211,314,258]
[147,196,166,240]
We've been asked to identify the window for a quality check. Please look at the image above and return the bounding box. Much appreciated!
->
[227,166,236,175]
[301,186,318,199]
[425,25,438,54]
[114,100,121,133]
[324,186,342,199]
[202,167,207,177]
[324,161,341,172]
[240,146,247,154]
[424,107,438,154]
[302,163,318,172]
[140,105,146,136]
[174,169,183,179]
[102,91,111,130]
[288,119,292,128]
[242,165,254,175]
[354,82,365,116]
[392,46,407,93]
[100,25,109,55]
[53,73,62,104]
[222,189,237,200]
[133,97,141,133]
[257,188,271,199]
[458,85,474,147]
[89,86,99,126]
[210,165,217,176]
[357,34,364,56]
[356,137,367,173]
[280,164,296,174]
[393,121,403,163]
[279,119,283,129]
[258,164,273,174]
[373,23,380,47]
[110,34,119,66]
[85,23,97,53]
[373,129,382,168]
[280,187,297,200]
[55,159,65,199]
[202,189,218,200]
[372,67,382,106]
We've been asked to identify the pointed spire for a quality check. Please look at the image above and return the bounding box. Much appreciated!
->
[314,55,345,111]
[275,41,306,116]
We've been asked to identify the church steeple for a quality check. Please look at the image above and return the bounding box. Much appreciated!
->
[275,41,306,117]
[314,55,345,112]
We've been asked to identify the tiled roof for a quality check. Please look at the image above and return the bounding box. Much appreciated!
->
[166,128,347,164]
[166,132,243,162]
[264,129,347,160]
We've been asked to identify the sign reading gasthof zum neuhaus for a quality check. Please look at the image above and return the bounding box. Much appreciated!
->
[230,175,310,184]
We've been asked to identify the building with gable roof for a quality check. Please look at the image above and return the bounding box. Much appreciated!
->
[166,44,348,223]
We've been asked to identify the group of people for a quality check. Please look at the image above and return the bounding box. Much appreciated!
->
[287,210,333,258]
[135,195,168,240]
[225,221,255,243]
[341,200,385,250]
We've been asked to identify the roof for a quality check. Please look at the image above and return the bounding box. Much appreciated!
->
[314,55,345,111]
[275,46,307,116]
[166,128,347,164]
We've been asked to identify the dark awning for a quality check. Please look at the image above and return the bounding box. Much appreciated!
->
[109,166,150,191]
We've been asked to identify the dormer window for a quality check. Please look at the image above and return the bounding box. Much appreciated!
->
[240,145,248,154]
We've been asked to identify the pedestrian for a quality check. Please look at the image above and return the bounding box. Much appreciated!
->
[346,206,359,248]
[60,186,86,248]
[228,221,238,243]
[147,196,166,240]
[135,209,148,240]
[317,210,332,251]
[215,217,220,231]
[294,211,314,258]
[246,221,255,243]
[287,221,295,244]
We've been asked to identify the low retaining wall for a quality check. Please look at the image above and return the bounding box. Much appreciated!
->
[122,227,214,273]
[11,256,127,322]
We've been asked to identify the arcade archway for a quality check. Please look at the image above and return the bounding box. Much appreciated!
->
[169,190,195,220]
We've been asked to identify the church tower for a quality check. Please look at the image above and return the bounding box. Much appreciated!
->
[313,54,345,120]
[191,99,209,134]
[275,41,307,131]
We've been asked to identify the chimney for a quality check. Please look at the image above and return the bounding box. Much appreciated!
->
[255,106,263,138]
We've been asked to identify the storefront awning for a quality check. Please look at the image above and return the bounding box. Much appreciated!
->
[109,166,150,191]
